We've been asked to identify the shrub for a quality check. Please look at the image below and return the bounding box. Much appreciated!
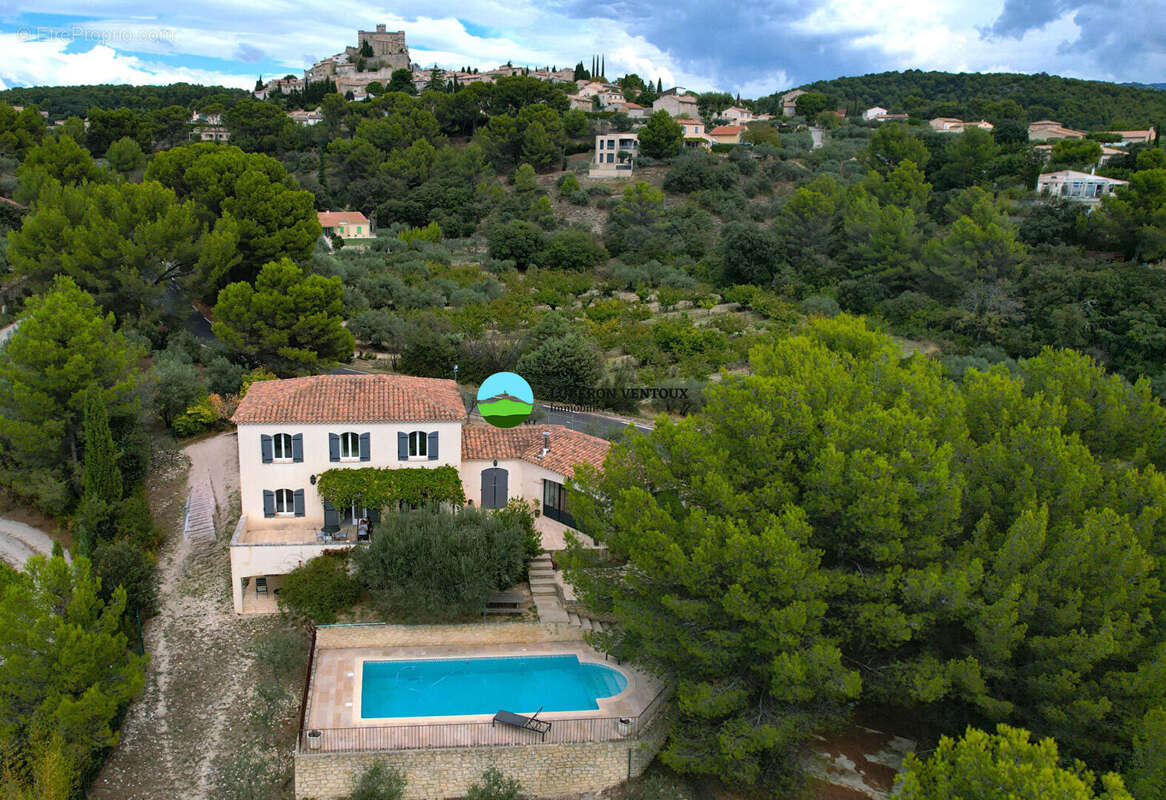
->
[348,309,405,348]
[466,768,523,800]
[206,355,247,396]
[352,508,534,622]
[278,552,361,624]
[540,229,608,271]
[397,221,442,244]
[92,539,157,616]
[171,395,218,438]
[343,762,406,800]
[800,294,841,317]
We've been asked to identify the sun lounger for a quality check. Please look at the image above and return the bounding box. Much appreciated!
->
[492,707,551,740]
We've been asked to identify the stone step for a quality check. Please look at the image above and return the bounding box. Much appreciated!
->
[528,566,555,576]
[591,620,604,633]
[530,585,558,597]
[580,617,593,631]
[567,612,581,626]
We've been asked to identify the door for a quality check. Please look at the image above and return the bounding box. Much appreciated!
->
[481,468,509,509]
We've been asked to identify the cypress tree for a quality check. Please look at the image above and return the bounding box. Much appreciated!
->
[82,385,122,504]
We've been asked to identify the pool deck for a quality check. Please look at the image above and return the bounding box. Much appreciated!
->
[306,638,659,733]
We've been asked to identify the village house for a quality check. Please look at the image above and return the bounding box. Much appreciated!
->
[227,374,610,613]
[862,106,888,121]
[190,111,223,126]
[590,131,639,177]
[1111,128,1156,146]
[652,89,699,118]
[616,101,649,120]
[193,124,229,142]
[676,118,710,146]
[929,117,994,133]
[1028,120,1087,141]
[318,211,373,240]
[1036,169,1128,203]
[288,108,324,126]
[780,89,806,116]
[708,124,746,145]
[722,105,771,124]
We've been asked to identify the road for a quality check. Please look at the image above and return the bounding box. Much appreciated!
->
[0,518,64,567]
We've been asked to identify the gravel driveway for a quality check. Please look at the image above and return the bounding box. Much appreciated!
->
[0,518,63,567]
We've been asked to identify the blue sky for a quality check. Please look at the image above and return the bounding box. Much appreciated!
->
[0,1,1162,96]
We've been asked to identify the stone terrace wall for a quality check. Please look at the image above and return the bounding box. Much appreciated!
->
[295,719,668,799]
[314,622,582,650]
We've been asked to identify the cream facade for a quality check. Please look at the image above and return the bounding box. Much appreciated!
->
[589,132,638,177]
[1036,169,1128,203]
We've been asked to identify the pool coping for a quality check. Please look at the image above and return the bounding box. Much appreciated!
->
[352,651,634,724]
[305,636,660,732]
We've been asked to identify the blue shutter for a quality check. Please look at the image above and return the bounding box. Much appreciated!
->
[260,435,273,463]
[262,490,275,518]
[397,432,408,461]
[293,489,305,517]
[329,433,340,462]
[427,431,439,461]
[359,432,371,462]
[291,433,303,463]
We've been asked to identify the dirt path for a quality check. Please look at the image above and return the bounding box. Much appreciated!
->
[0,518,64,567]
[90,432,270,800]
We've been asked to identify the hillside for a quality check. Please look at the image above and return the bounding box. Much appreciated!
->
[760,70,1166,130]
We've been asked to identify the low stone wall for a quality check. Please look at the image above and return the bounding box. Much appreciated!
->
[314,622,581,650]
[295,718,668,799]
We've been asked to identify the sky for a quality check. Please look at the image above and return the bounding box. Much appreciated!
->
[0,1,1163,97]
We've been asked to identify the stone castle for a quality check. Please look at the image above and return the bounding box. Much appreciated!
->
[303,24,412,92]
[347,25,411,72]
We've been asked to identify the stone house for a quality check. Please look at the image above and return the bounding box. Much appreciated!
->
[1028,120,1087,141]
[781,89,806,116]
[652,93,699,118]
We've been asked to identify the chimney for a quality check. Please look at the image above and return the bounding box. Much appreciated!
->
[539,431,551,459]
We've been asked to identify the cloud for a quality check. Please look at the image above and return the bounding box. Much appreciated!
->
[0,1,1163,100]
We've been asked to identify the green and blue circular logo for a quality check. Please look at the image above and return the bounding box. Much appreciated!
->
[477,372,534,428]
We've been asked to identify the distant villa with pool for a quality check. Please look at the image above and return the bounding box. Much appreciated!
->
[228,374,610,614]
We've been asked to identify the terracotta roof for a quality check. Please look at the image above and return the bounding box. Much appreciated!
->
[232,375,466,424]
[317,210,370,227]
[461,424,610,477]
[623,102,644,109]
[676,118,701,125]
[709,125,746,135]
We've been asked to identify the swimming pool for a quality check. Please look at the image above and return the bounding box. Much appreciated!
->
[359,654,628,719]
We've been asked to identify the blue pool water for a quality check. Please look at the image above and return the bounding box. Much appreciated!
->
[360,655,628,718]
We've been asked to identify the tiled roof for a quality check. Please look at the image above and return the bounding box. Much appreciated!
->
[461,424,611,477]
[317,210,370,227]
[709,125,746,135]
[232,374,466,424]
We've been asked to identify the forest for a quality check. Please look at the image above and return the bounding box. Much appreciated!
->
[0,66,1164,798]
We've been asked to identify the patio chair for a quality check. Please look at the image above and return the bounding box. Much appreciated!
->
[492,707,551,741]
[255,577,268,595]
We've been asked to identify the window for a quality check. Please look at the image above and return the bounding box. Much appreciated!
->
[339,431,360,460]
[274,489,295,516]
[408,431,428,458]
[272,433,293,461]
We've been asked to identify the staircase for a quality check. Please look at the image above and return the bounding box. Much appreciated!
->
[566,610,607,633]
[529,555,569,623]
[182,487,217,544]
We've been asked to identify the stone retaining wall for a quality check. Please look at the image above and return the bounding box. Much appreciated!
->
[295,718,668,799]
[314,622,581,650]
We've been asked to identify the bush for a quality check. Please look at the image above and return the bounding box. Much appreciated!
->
[171,395,219,438]
[343,761,406,800]
[397,221,442,243]
[348,309,405,349]
[540,229,608,271]
[278,552,361,624]
[92,539,157,616]
[206,355,247,396]
[466,768,523,800]
[352,508,534,622]
[800,294,840,317]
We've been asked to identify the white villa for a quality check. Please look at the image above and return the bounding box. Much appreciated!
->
[227,374,610,613]
[1036,169,1128,203]
[589,132,638,177]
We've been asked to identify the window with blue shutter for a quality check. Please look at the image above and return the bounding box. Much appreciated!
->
[262,490,275,518]
[329,433,340,462]
[427,431,439,461]
[397,432,408,461]
[293,489,305,517]
[291,433,303,463]
[359,432,371,461]
[261,435,273,463]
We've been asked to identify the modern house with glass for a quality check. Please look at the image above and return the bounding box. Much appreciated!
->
[589,132,638,177]
[227,374,610,613]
